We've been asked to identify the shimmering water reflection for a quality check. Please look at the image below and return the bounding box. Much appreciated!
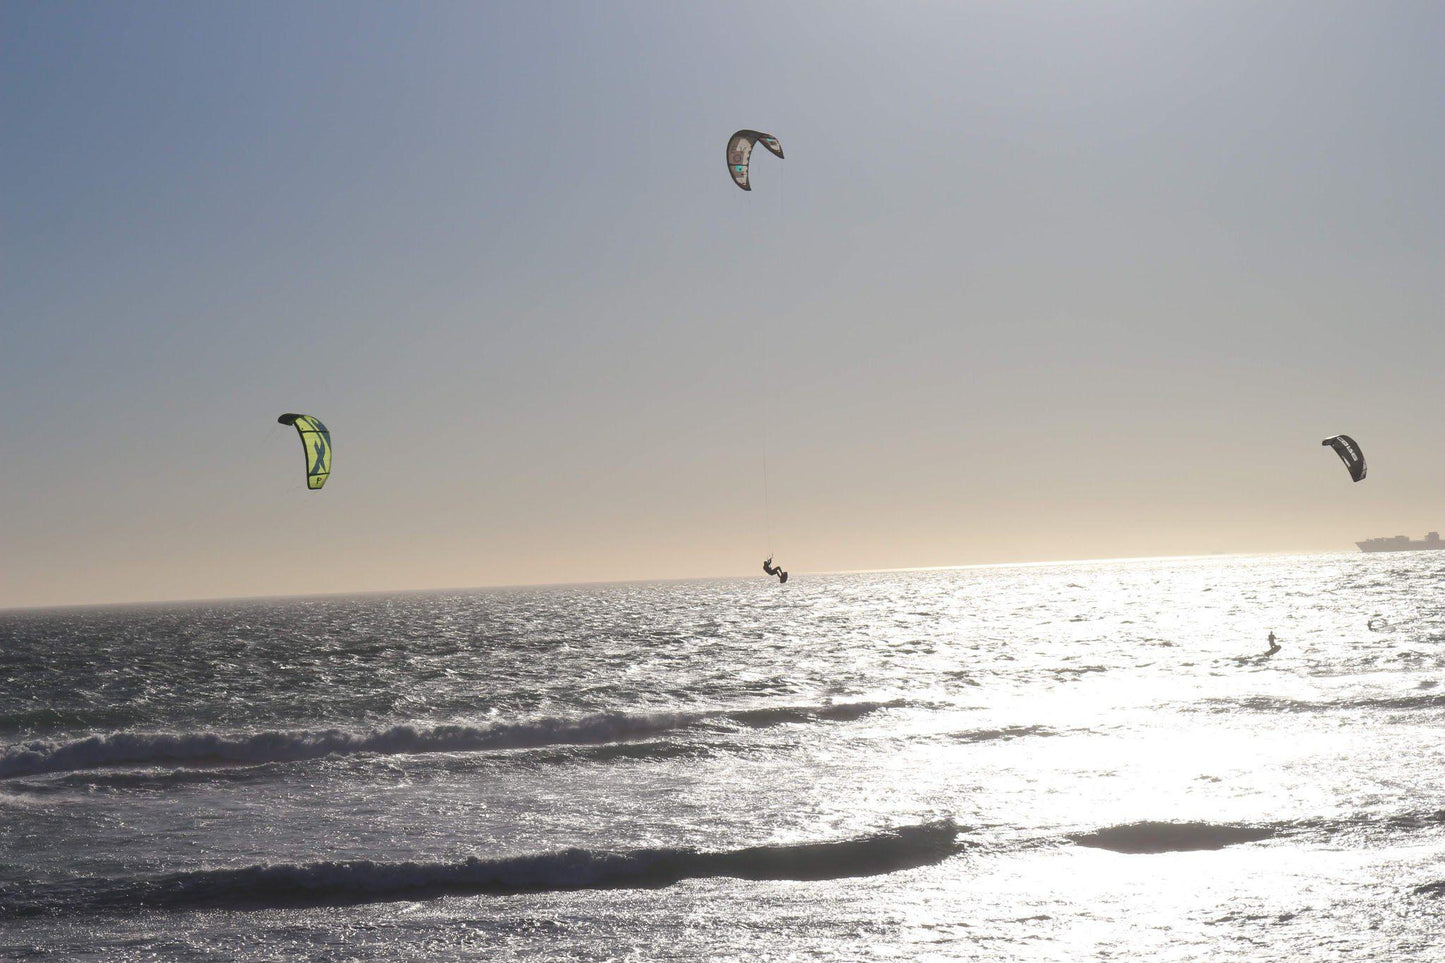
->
[2,552,1443,959]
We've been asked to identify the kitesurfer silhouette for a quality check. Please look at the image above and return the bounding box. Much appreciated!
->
[763,557,779,577]
[1266,631,1280,656]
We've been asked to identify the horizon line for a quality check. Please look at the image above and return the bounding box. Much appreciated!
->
[0,547,1353,614]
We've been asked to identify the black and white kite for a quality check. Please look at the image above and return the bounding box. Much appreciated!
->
[1322,434,1366,482]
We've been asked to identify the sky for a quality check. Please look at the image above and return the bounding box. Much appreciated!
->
[2,0,1442,608]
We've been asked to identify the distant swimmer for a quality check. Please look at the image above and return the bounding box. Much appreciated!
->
[1266,631,1281,656]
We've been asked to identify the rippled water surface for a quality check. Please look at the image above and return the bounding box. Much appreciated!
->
[3,553,1444,960]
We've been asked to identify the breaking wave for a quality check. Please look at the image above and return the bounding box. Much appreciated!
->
[0,701,899,779]
[1069,821,1277,853]
[0,820,961,916]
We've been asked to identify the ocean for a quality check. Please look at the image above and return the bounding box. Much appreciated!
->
[2,553,1443,960]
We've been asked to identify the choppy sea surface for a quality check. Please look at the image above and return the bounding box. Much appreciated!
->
[3,552,1444,960]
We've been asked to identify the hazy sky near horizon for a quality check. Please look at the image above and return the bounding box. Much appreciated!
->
[3,0,1442,607]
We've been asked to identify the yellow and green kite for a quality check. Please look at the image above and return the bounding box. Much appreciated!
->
[277,413,331,490]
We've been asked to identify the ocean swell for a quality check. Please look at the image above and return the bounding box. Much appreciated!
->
[0,820,961,915]
[1070,821,1276,853]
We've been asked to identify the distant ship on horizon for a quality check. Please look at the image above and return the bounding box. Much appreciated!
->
[1357,531,1445,553]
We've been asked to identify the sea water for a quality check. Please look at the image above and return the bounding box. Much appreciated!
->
[2,553,1443,960]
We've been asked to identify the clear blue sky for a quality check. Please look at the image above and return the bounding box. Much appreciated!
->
[3,1,1442,606]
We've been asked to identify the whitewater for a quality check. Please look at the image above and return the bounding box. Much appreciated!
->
[3,553,1443,960]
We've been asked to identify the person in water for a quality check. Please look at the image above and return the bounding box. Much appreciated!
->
[1266,631,1281,655]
